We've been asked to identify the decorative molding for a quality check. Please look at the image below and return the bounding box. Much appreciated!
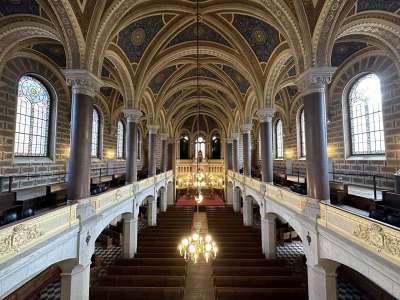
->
[257,107,276,123]
[62,69,103,97]
[0,224,43,256]
[296,67,337,95]
[232,132,240,140]
[354,223,400,257]
[123,108,142,123]
[159,133,168,140]
[147,124,159,134]
[241,123,252,134]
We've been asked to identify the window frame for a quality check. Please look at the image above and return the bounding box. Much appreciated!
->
[13,74,57,163]
[275,119,284,159]
[116,119,125,159]
[342,73,386,160]
[195,136,206,159]
[91,107,101,159]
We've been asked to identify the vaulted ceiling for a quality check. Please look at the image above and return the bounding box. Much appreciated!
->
[1,0,400,137]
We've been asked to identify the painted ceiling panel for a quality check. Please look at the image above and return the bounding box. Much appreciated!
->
[181,67,220,81]
[32,43,66,67]
[357,0,400,13]
[118,15,164,63]
[331,41,368,67]
[287,86,298,97]
[233,14,280,63]
[0,0,39,16]
[167,22,231,48]
[288,66,297,77]
[149,65,177,94]
[164,91,181,109]
[222,65,250,93]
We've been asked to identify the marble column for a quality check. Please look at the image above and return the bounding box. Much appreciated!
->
[243,196,253,226]
[226,140,233,170]
[148,198,157,226]
[167,181,174,205]
[124,109,142,183]
[122,213,138,258]
[160,188,167,212]
[167,138,175,171]
[160,134,168,173]
[233,188,240,212]
[63,70,102,202]
[60,262,91,300]
[257,108,275,183]
[261,213,277,258]
[297,67,335,201]
[242,124,252,176]
[147,125,159,177]
[232,133,240,173]
[307,263,339,300]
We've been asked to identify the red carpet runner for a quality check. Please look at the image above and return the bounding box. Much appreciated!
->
[176,196,225,206]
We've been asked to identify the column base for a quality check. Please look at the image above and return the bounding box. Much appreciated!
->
[60,263,91,300]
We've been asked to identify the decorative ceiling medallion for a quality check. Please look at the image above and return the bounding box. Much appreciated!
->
[252,28,267,44]
[131,28,146,46]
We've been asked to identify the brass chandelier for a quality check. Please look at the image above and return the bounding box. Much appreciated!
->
[178,232,218,264]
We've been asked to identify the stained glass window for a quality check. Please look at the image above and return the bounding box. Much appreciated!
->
[14,75,51,157]
[92,108,100,157]
[300,109,306,157]
[275,119,283,158]
[116,120,125,159]
[349,74,385,155]
[195,136,205,158]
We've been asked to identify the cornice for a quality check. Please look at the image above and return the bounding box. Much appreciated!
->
[296,67,337,95]
[63,69,103,97]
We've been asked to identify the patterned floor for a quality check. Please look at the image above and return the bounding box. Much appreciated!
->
[37,235,371,300]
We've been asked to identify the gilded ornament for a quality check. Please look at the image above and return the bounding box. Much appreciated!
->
[0,224,43,256]
[131,28,145,46]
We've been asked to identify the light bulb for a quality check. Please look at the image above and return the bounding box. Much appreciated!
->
[192,233,199,241]
[182,239,189,246]
[205,243,212,252]
[205,235,212,243]
[189,245,196,253]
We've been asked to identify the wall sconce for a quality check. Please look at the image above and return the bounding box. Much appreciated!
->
[327,144,336,158]
[285,149,294,160]
[65,145,70,159]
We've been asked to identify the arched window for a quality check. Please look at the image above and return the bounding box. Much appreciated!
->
[275,119,283,158]
[348,74,385,155]
[211,135,221,159]
[195,136,206,159]
[116,120,125,159]
[299,109,306,158]
[14,75,51,157]
[91,108,100,157]
[180,135,189,159]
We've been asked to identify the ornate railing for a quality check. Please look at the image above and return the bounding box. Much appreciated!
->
[266,184,309,213]
[319,203,400,267]
[0,204,78,263]
[90,184,134,213]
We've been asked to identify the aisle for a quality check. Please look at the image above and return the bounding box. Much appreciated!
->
[183,212,215,300]
[176,196,224,206]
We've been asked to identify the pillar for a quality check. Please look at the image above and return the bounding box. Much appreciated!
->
[167,181,174,205]
[307,263,339,300]
[167,138,175,171]
[257,108,275,183]
[63,70,102,202]
[242,124,252,176]
[261,213,277,258]
[148,198,157,226]
[160,189,167,212]
[226,141,233,170]
[233,188,240,212]
[243,196,253,226]
[124,109,142,183]
[232,133,240,173]
[226,184,233,205]
[60,262,91,300]
[122,213,138,258]
[297,67,335,201]
[147,125,159,177]
[160,134,168,173]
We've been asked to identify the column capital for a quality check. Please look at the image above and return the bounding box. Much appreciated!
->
[123,108,142,123]
[257,107,276,123]
[147,124,159,134]
[167,137,176,144]
[225,138,233,143]
[241,123,252,134]
[159,133,169,140]
[296,67,337,95]
[63,69,103,97]
[232,132,240,140]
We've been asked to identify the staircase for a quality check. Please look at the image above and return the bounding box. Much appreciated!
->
[90,206,194,300]
[206,206,307,300]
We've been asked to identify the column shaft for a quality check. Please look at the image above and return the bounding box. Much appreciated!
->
[243,197,253,226]
[160,189,167,212]
[226,143,233,170]
[68,93,93,201]
[123,213,138,258]
[60,263,91,300]
[260,121,273,183]
[148,199,157,226]
[261,214,277,258]
[307,264,337,300]
[242,131,251,176]
[126,121,138,183]
[148,132,157,176]
[232,138,239,172]
[233,189,240,212]
[161,138,168,172]
[304,92,330,200]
